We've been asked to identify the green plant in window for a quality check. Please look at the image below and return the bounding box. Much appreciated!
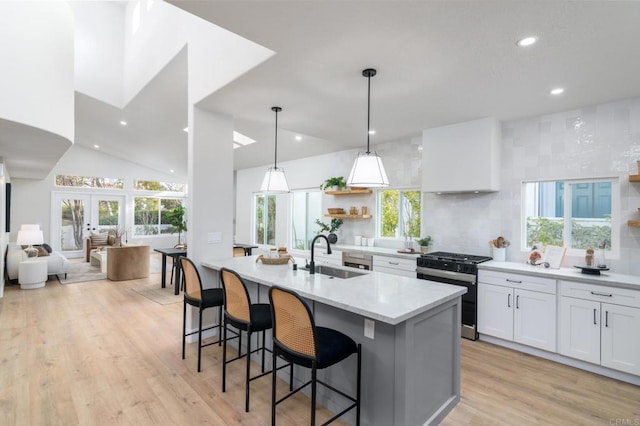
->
[526,217,563,247]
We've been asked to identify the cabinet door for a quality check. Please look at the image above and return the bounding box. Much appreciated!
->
[601,303,640,376]
[513,289,557,352]
[478,283,513,340]
[559,297,600,364]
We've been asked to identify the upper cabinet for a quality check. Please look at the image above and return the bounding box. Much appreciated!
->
[422,117,501,193]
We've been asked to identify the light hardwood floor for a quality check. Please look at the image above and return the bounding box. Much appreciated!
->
[1,270,638,425]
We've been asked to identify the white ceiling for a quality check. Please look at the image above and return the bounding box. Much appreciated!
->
[6,1,640,180]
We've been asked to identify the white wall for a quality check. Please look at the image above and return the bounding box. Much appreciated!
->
[235,136,422,250]
[70,2,125,107]
[237,98,640,275]
[10,145,186,250]
[425,97,640,275]
[0,2,75,142]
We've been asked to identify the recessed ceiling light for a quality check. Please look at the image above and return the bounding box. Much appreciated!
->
[169,169,175,173]
[119,120,127,126]
[517,36,538,47]
[295,135,302,141]
[368,130,376,135]
[183,127,188,133]
[93,144,100,149]
[550,87,565,95]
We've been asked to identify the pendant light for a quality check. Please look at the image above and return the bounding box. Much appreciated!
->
[346,68,389,188]
[260,106,290,193]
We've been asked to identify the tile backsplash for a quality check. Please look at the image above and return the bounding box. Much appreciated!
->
[425,96,640,275]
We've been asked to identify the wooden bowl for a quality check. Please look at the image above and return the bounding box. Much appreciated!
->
[327,208,345,214]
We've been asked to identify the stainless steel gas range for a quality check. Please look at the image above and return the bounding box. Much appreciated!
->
[416,251,492,340]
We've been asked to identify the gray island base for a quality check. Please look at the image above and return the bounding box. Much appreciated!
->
[202,256,466,425]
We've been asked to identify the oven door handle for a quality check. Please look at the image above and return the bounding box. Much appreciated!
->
[416,267,476,283]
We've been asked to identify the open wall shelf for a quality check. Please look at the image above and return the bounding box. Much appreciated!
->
[324,189,372,195]
[324,214,372,219]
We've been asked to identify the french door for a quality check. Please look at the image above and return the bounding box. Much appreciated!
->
[51,192,125,258]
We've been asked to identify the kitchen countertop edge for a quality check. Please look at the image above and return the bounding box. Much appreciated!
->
[479,261,640,290]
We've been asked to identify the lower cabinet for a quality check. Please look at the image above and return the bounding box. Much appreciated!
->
[559,280,640,376]
[372,255,416,277]
[478,270,557,352]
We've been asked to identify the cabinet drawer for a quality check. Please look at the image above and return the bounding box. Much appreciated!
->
[375,265,417,278]
[478,270,556,294]
[373,255,416,273]
[559,281,640,309]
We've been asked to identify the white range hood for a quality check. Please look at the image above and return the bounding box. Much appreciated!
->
[421,117,501,194]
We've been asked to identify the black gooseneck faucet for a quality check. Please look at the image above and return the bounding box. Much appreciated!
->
[309,234,332,275]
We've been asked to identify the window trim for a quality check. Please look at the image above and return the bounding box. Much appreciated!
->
[521,177,619,259]
[376,187,422,240]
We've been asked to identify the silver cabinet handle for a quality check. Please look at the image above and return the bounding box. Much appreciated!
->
[590,291,612,297]
[593,308,597,325]
[506,279,522,283]
[388,261,399,265]
[516,295,520,309]
[507,293,511,308]
[605,311,609,327]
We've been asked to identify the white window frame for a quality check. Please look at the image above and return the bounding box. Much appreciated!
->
[521,177,619,259]
[253,193,277,246]
[376,187,422,240]
[132,195,186,237]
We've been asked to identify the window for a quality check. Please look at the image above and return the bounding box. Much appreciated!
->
[133,197,184,236]
[56,175,124,189]
[523,179,617,252]
[254,194,276,245]
[291,190,322,250]
[378,189,421,239]
[133,180,185,192]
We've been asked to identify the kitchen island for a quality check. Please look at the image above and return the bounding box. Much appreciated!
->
[202,255,466,425]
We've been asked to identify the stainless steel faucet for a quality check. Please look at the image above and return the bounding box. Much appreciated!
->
[309,234,332,275]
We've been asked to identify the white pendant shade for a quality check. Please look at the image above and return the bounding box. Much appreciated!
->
[260,167,291,193]
[346,152,389,188]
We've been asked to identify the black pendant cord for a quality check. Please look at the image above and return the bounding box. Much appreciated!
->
[362,68,376,155]
[272,106,282,169]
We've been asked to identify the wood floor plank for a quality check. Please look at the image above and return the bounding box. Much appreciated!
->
[1,263,638,425]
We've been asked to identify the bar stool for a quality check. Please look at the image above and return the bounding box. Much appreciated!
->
[180,256,224,372]
[269,286,362,426]
[220,267,273,412]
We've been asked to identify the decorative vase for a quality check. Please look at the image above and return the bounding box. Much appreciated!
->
[114,237,122,247]
[420,245,430,254]
[328,233,338,244]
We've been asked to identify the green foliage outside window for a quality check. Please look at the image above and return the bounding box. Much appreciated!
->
[255,194,276,245]
[526,217,611,250]
[380,190,421,238]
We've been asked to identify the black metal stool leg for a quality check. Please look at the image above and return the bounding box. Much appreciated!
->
[245,329,251,412]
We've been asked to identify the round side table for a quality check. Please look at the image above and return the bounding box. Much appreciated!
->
[18,258,48,289]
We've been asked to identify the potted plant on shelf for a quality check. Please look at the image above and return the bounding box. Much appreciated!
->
[320,176,347,191]
[315,218,343,244]
[166,205,188,249]
[417,236,432,254]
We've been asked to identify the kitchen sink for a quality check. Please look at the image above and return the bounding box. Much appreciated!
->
[307,265,366,279]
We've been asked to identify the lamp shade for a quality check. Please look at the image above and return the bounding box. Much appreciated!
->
[20,224,41,231]
[346,152,389,188]
[260,167,290,193]
[17,229,44,246]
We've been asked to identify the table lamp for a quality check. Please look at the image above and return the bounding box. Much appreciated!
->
[17,224,44,258]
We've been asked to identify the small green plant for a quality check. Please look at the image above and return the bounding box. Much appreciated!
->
[417,236,432,247]
[320,176,347,190]
[315,218,343,234]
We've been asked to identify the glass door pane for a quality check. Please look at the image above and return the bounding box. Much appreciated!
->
[60,197,87,253]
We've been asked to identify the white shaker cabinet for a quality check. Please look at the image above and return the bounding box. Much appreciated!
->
[559,280,640,376]
[478,270,557,352]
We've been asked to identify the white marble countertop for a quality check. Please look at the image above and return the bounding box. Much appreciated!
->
[479,261,640,290]
[202,255,465,325]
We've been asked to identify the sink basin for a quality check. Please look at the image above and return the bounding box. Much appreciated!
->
[308,265,366,279]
